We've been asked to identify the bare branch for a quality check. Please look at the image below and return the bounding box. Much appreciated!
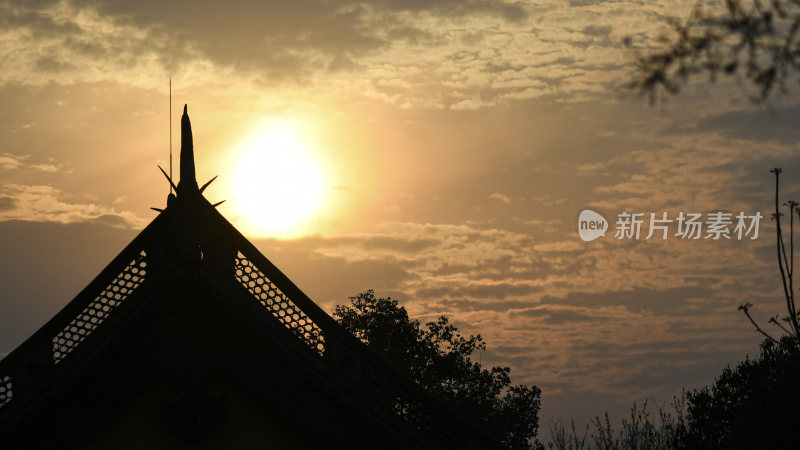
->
[769,315,793,335]
[739,303,780,344]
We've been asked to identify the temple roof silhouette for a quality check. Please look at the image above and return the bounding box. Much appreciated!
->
[0,106,502,449]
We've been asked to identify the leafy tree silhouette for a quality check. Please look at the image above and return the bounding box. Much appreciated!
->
[625,0,800,104]
[334,290,544,450]
[683,336,800,450]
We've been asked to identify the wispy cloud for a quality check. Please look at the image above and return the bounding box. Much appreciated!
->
[0,153,63,173]
[489,192,512,203]
[0,184,145,228]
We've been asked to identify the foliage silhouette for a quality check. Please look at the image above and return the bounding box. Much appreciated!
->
[334,290,543,450]
[625,0,800,104]
[683,336,800,450]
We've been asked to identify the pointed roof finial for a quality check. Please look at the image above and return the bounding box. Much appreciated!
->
[177,104,198,195]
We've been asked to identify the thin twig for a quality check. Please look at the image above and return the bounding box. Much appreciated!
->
[740,304,780,344]
[769,315,793,336]
[772,170,793,320]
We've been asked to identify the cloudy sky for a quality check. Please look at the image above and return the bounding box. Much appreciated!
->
[2,0,800,438]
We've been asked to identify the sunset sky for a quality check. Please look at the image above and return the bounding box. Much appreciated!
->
[2,0,800,437]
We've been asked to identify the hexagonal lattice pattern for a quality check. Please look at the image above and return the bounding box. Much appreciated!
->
[0,374,11,408]
[52,251,147,363]
[234,253,325,355]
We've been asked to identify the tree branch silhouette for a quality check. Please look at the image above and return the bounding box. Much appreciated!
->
[625,0,800,104]
[739,168,800,343]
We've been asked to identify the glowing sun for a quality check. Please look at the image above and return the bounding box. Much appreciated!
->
[230,121,324,237]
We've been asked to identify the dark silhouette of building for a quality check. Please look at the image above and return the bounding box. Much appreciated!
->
[0,106,502,449]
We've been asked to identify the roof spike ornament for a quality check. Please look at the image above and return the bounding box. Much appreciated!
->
[176,104,198,196]
[0,105,503,449]
[153,104,224,212]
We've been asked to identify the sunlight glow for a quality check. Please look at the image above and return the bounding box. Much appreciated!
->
[230,120,325,237]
